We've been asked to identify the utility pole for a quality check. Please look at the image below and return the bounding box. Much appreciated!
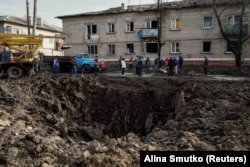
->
[157,0,163,68]
[33,0,37,35]
[26,0,31,35]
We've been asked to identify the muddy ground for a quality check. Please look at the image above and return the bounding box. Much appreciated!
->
[0,66,250,167]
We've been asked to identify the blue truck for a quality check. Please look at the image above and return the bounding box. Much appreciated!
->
[42,52,96,73]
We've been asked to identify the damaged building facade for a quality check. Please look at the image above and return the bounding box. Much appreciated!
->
[57,0,250,64]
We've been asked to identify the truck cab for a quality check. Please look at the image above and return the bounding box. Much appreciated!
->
[75,52,95,73]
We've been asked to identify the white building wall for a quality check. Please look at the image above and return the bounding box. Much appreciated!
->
[1,23,63,56]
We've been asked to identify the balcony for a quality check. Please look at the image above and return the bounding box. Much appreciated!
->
[225,24,248,35]
[138,29,158,38]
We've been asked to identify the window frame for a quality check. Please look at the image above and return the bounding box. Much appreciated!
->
[107,23,115,33]
[171,18,181,30]
[146,43,158,54]
[228,15,241,25]
[126,43,134,55]
[146,20,158,29]
[203,16,213,29]
[108,44,115,55]
[87,24,97,34]
[88,45,98,55]
[171,42,180,53]
[126,21,134,32]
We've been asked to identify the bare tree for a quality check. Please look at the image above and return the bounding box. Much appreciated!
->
[213,0,250,70]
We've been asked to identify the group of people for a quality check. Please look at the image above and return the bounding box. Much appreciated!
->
[53,55,209,76]
[119,55,209,76]
[160,55,184,76]
[119,56,146,76]
[93,56,107,74]
[52,55,106,74]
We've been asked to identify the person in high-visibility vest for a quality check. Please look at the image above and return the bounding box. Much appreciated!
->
[100,59,106,73]
[9,53,14,63]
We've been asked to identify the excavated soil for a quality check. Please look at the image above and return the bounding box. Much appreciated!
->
[0,68,250,167]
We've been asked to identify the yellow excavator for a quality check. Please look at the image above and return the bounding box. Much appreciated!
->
[0,33,70,78]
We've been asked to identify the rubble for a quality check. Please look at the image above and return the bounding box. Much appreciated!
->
[0,71,250,166]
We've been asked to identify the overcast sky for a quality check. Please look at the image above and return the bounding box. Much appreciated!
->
[0,0,181,27]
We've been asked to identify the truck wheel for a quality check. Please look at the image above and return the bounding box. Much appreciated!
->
[7,66,24,78]
[82,65,91,73]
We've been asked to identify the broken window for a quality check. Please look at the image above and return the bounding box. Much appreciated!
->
[146,43,158,53]
[108,44,115,55]
[146,20,158,29]
[227,41,237,52]
[126,22,134,32]
[108,23,115,33]
[87,24,97,39]
[171,18,180,30]
[203,41,211,52]
[171,42,180,53]
[203,16,213,29]
[88,45,98,54]
[126,44,134,54]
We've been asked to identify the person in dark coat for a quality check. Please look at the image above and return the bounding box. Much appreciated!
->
[168,57,174,76]
[145,57,150,73]
[203,56,209,76]
[53,56,60,74]
[137,56,143,76]
[178,55,184,73]
[71,56,77,74]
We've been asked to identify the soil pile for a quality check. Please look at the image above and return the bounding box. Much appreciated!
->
[0,73,250,166]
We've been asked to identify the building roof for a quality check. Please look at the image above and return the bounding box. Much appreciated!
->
[0,15,62,33]
[56,0,243,19]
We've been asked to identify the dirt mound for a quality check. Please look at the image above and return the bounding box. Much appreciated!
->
[0,74,250,166]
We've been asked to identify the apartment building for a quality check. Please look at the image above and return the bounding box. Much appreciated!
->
[0,15,64,56]
[57,0,250,64]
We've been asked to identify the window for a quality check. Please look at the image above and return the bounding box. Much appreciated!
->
[227,41,237,52]
[49,38,54,44]
[12,28,19,34]
[171,42,180,53]
[108,44,115,55]
[146,43,158,53]
[203,41,211,52]
[171,18,180,30]
[88,45,98,54]
[228,15,241,25]
[126,22,134,32]
[146,20,158,29]
[87,25,97,39]
[87,24,97,39]
[108,23,115,33]
[6,26,12,33]
[126,44,134,54]
[203,16,213,29]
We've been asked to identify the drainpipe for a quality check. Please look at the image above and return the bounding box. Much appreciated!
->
[157,0,163,69]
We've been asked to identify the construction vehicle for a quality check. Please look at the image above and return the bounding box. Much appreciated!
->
[0,33,70,78]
